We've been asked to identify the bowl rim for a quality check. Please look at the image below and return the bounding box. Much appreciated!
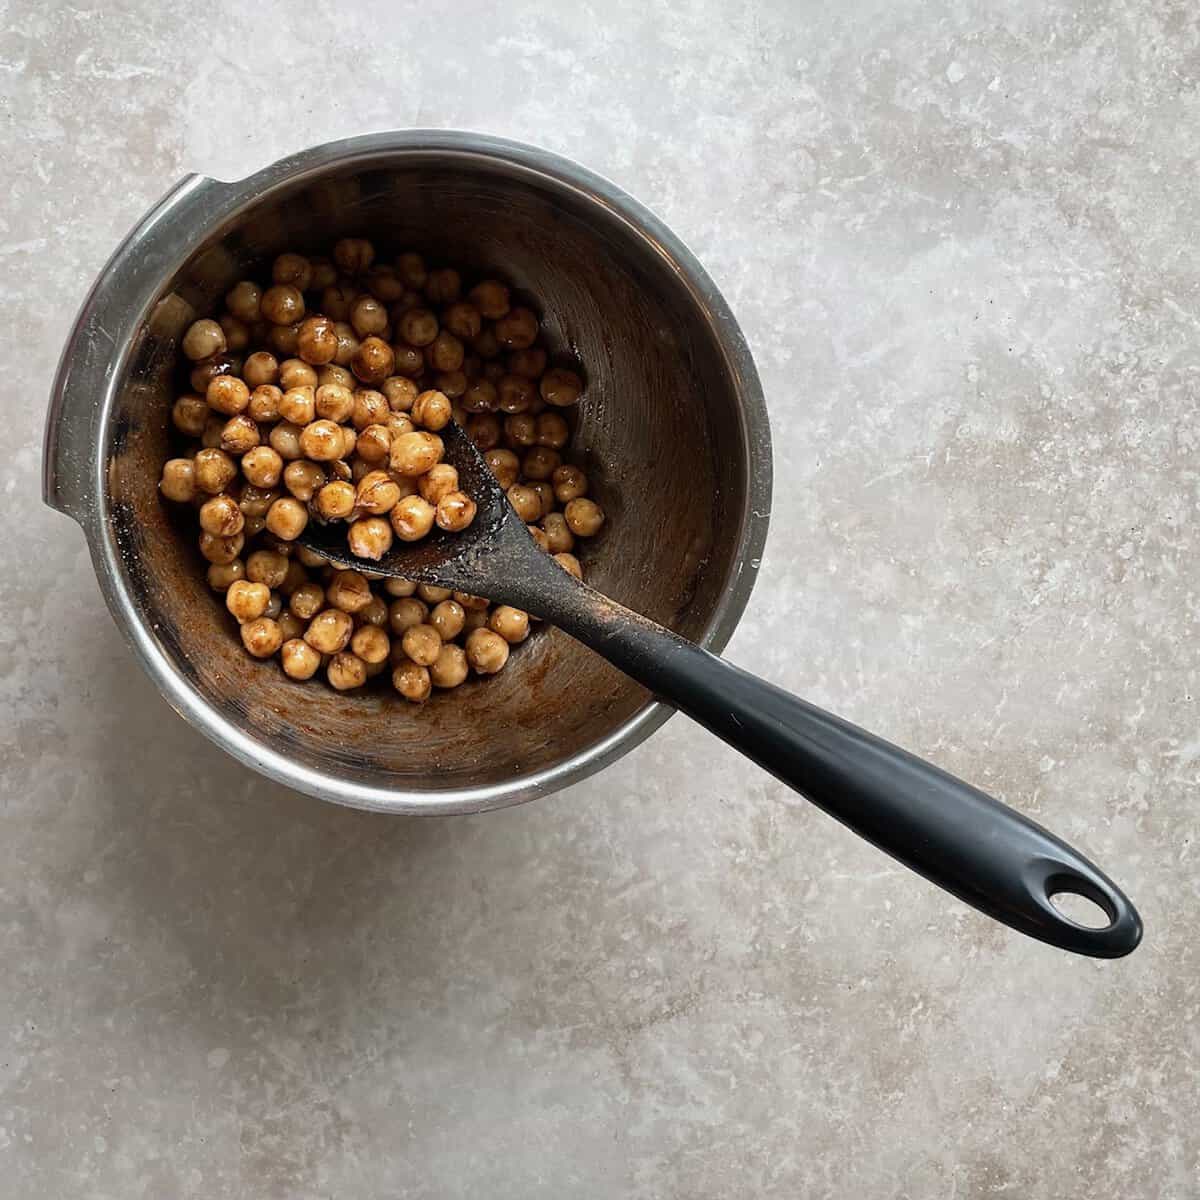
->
[45,129,773,814]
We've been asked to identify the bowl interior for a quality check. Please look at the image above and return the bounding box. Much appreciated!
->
[106,155,754,794]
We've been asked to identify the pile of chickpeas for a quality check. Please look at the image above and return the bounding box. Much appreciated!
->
[158,238,606,700]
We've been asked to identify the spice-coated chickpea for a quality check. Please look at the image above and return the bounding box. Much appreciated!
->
[347,388,386,431]
[339,426,358,459]
[238,485,278,519]
[172,393,208,436]
[347,516,393,560]
[454,591,490,611]
[503,413,537,448]
[388,597,428,634]
[350,624,390,665]
[528,481,555,519]
[461,606,490,633]
[384,577,418,598]
[469,280,510,319]
[522,446,561,481]
[299,419,344,462]
[351,336,394,384]
[265,496,309,541]
[430,643,469,688]
[565,498,605,537]
[243,515,267,539]
[295,546,328,569]
[540,366,584,407]
[315,480,356,520]
[277,612,305,642]
[331,321,360,366]
[385,413,417,443]
[541,511,574,553]
[160,458,196,503]
[392,660,431,701]
[494,306,538,350]
[199,530,245,565]
[357,594,389,628]
[436,491,476,532]
[334,237,375,275]
[273,252,313,291]
[307,256,336,290]
[260,532,296,558]
[327,651,367,690]
[189,353,234,393]
[264,591,283,620]
[321,284,357,324]
[350,294,388,338]
[398,306,439,347]
[416,584,451,604]
[389,494,436,542]
[201,413,226,449]
[402,623,442,667]
[417,463,459,504]
[226,280,262,322]
[194,448,238,494]
[508,347,547,379]
[378,376,416,414]
[241,617,283,658]
[280,559,309,595]
[443,301,482,340]
[527,524,549,551]
[226,579,271,623]
[281,638,321,680]
[466,413,501,450]
[220,414,260,455]
[396,251,427,289]
[429,599,465,641]
[389,430,443,476]
[326,569,372,613]
[318,363,355,391]
[266,322,301,357]
[424,267,461,305]
[199,493,245,537]
[489,605,529,644]
[243,351,279,388]
[275,386,314,426]
[296,315,338,365]
[218,314,250,353]
[391,343,425,377]
[483,449,519,489]
[353,423,391,466]
[411,389,453,431]
[355,470,402,515]
[279,357,319,390]
[282,458,324,500]
[554,551,583,579]
[206,375,250,416]
[535,412,570,449]
[246,549,289,588]
[313,383,353,423]
[474,332,502,365]
[289,581,325,620]
[506,484,541,523]
[365,266,404,302]
[424,330,464,373]
[435,369,468,399]
[261,284,305,326]
[207,559,245,591]
[552,464,588,503]
[465,627,509,674]
[247,383,281,423]
[458,378,495,414]
[496,375,533,413]
[182,318,226,361]
[305,608,354,654]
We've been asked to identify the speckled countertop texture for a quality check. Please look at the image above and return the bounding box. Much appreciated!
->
[2,1,1197,1196]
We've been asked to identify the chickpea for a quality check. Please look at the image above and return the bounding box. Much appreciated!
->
[267,421,301,462]
[245,548,288,588]
[454,591,490,611]
[389,431,443,477]
[199,493,245,537]
[289,581,326,620]
[527,524,549,551]
[410,585,448,606]
[551,464,588,503]
[339,426,358,459]
[489,605,529,644]
[541,511,575,554]
[565,497,605,537]
[334,237,375,275]
[226,579,271,623]
[347,516,393,560]
[417,463,459,505]
[540,366,584,407]
[461,606,490,633]
[160,458,196,503]
[317,282,354,322]
[503,412,537,448]
[522,446,561,481]
[378,376,416,414]
[298,419,343,462]
[392,659,431,702]
[274,387,315,428]
[277,611,305,642]
[456,378,493,416]
[528,481,555,518]
[429,599,465,641]
[265,496,309,541]
[420,266,457,304]
[350,294,388,338]
[465,627,510,674]
[327,651,367,691]
[351,336,394,384]
[388,596,428,634]
[172,393,208,437]
[347,624,389,665]
[280,459,323,502]
[295,546,328,569]
[430,642,469,688]
[267,321,301,357]
[466,413,501,450]
[200,413,226,449]
[496,375,533,413]
[265,592,284,620]
[241,616,283,658]
[356,470,401,515]
[280,559,309,595]
[394,251,426,289]
[464,279,507,319]
[322,569,370,614]
[243,514,267,539]
[238,485,278,519]
[206,559,245,591]
[506,484,542,523]
[182,318,226,361]
[189,353,235,393]
[220,414,260,455]
[384,577,418,598]
[242,351,279,389]
[389,494,436,541]
[226,280,262,322]
[329,321,360,366]
[318,363,355,391]
[391,343,425,377]
[348,424,386,467]
[218,314,250,353]
[406,388,449,432]
[294,315,337,365]
[554,551,583,580]
[281,355,320,389]
[315,480,357,520]
[535,412,570,449]
[433,370,467,399]
[435,299,478,340]
[494,306,538,350]
[309,383,350,424]
[206,375,250,416]
[269,252,310,291]
[386,412,416,440]
[247,383,282,423]
[281,637,321,680]
[199,530,245,565]
[305,608,354,654]
[194,448,238,494]
[261,284,305,326]
[401,623,442,667]
[483,448,520,489]
[360,265,402,303]
[398,306,439,349]
[423,330,463,374]
[436,491,476,532]
[508,347,547,379]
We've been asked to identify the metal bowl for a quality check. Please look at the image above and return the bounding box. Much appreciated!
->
[43,131,771,814]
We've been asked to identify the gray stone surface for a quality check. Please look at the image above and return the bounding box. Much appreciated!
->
[2,0,1196,1195]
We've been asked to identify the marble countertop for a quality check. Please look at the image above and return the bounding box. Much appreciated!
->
[3,1,1193,1196]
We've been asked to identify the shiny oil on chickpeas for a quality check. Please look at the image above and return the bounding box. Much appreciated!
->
[160,238,596,699]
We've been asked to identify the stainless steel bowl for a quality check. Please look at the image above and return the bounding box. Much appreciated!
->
[43,131,771,814]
